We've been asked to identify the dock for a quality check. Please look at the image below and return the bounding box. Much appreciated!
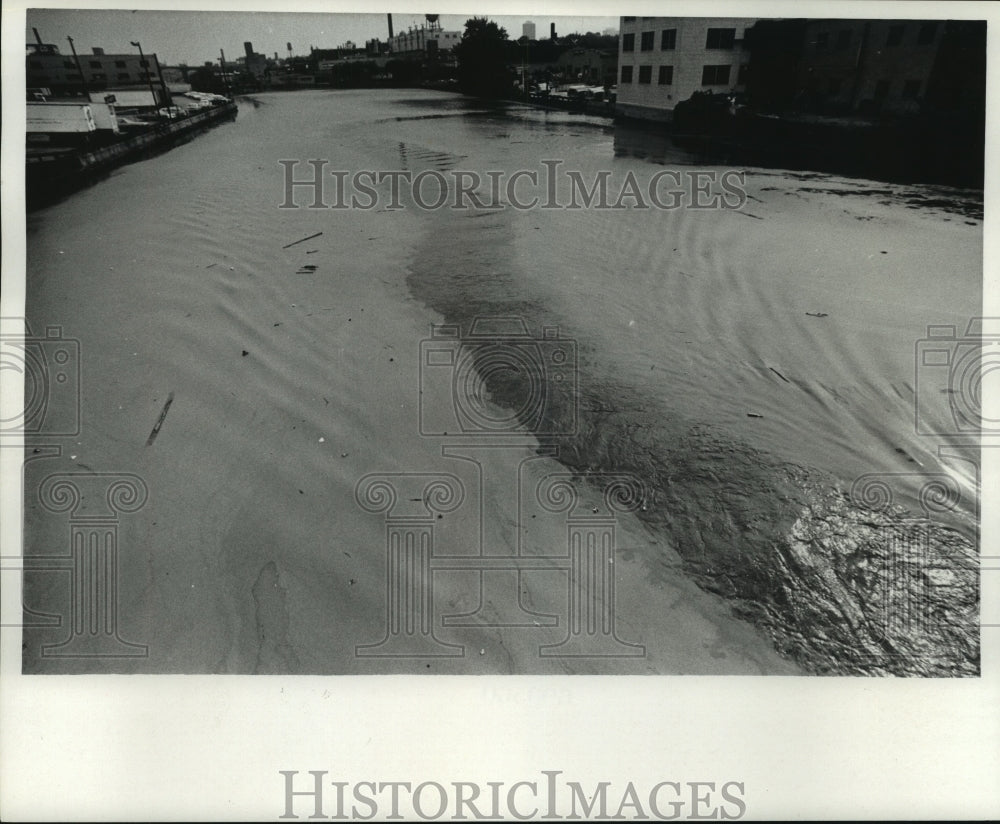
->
[27,100,238,204]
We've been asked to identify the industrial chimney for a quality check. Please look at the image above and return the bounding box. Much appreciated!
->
[387,13,394,39]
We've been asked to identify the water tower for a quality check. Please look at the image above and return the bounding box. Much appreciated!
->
[425,14,440,32]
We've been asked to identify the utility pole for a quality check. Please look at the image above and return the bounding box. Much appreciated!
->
[130,41,159,108]
[154,55,172,106]
[66,36,90,99]
[219,49,231,97]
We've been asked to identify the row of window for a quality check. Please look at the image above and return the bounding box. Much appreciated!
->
[620,64,672,84]
[623,27,734,53]
[811,22,937,50]
[29,58,150,70]
[620,21,938,52]
[29,72,149,83]
[620,63,747,86]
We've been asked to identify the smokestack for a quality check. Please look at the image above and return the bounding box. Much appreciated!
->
[387,13,394,39]
[33,27,43,46]
[550,22,557,40]
[244,41,253,57]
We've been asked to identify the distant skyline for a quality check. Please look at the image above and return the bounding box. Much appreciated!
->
[26,9,619,66]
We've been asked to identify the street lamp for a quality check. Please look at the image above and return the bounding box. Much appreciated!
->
[130,40,159,109]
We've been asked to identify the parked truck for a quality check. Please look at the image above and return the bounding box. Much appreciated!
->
[26,102,98,147]
[87,101,121,134]
[27,102,96,133]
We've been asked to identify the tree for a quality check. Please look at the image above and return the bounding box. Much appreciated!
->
[453,17,512,98]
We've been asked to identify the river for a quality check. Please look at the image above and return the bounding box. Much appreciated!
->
[21,90,982,674]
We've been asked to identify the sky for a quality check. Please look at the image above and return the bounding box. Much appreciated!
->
[26,8,620,66]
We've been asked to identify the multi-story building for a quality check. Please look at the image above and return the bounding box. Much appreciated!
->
[390,25,462,58]
[616,16,758,121]
[523,21,537,40]
[26,43,167,101]
[769,19,948,115]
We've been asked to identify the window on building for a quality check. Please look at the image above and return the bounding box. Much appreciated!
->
[836,29,852,49]
[902,79,922,99]
[620,65,633,83]
[815,32,829,49]
[63,60,75,69]
[661,29,676,49]
[702,64,731,85]
[114,60,127,68]
[638,65,652,83]
[622,33,635,52]
[737,64,748,85]
[918,22,938,45]
[658,65,674,84]
[89,60,102,68]
[91,73,107,81]
[874,78,890,99]
[705,28,736,49]
[117,72,130,81]
[886,25,904,47]
[640,31,655,51]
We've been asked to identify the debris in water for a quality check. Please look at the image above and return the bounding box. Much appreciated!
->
[747,412,763,418]
[242,350,248,356]
[282,231,323,249]
[146,392,175,446]
[769,366,790,383]
[805,312,828,318]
